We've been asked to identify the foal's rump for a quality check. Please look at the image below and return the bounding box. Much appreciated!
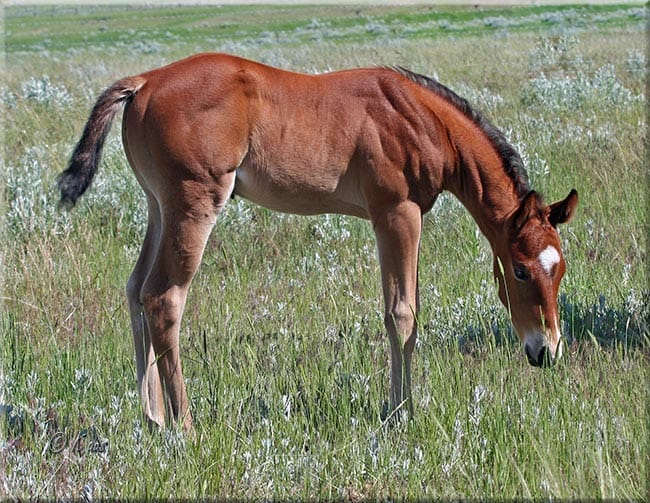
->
[119,55,255,207]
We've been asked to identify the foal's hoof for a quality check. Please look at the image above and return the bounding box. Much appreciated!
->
[380,401,411,428]
[144,416,164,434]
[380,402,401,428]
[380,400,390,422]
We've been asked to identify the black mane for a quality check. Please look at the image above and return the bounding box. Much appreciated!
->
[392,67,530,200]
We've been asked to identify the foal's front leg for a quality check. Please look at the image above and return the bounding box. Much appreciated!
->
[372,201,422,418]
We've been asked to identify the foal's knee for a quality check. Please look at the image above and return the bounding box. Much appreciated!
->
[385,302,417,345]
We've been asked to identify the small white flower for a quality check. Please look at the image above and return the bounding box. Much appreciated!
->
[281,394,292,421]
[72,368,92,394]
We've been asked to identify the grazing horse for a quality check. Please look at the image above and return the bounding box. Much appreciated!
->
[59,53,578,431]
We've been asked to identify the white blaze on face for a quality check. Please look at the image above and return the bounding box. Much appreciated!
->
[538,245,560,275]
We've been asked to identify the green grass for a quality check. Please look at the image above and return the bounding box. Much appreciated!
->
[5,3,645,53]
[1,3,647,500]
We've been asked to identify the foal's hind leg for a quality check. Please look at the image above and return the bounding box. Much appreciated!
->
[126,195,166,428]
[139,173,235,431]
[139,216,213,431]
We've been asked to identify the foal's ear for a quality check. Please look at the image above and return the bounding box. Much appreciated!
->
[512,190,542,233]
[549,189,579,227]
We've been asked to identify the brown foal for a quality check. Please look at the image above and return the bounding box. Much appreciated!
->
[59,53,578,431]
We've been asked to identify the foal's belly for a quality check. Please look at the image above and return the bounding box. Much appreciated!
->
[233,164,369,218]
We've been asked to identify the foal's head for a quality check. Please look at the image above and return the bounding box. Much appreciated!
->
[493,189,578,367]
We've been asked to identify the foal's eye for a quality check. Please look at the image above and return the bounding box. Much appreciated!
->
[514,265,529,281]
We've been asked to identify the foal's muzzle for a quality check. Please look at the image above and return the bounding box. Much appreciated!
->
[524,331,563,368]
[525,344,553,367]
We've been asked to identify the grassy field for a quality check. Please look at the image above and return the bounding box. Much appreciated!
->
[1,3,647,500]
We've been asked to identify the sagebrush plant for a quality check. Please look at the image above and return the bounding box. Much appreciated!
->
[523,35,643,113]
[2,4,647,500]
[20,76,73,108]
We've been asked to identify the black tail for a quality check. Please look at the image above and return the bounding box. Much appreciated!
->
[58,76,145,207]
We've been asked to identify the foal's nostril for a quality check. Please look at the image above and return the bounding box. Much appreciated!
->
[538,346,552,368]
[525,345,541,367]
[525,345,553,367]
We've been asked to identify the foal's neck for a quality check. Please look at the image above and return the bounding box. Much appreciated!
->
[443,128,523,243]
